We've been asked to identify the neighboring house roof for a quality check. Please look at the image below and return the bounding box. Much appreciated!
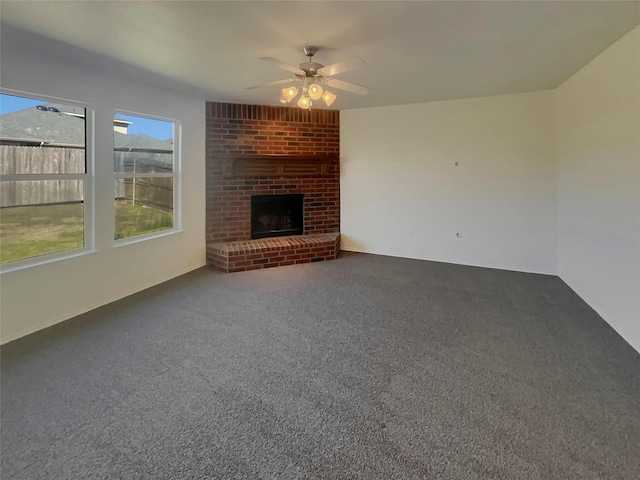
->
[115,133,173,150]
[0,103,172,150]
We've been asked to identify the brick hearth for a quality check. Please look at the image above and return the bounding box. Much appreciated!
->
[207,233,340,273]
[206,102,341,272]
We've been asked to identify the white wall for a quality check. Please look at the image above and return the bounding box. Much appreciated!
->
[341,91,557,274]
[0,39,206,343]
[556,26,640,353]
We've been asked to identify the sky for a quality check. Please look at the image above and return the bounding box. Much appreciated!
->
[0,94,41,114]
[115,114,173,141]
[1,94,173,140]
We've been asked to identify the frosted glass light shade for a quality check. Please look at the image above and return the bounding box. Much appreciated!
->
[308,83,323,100]
[297,95,310,109]
[322,90,336,107]
[282,86,299,102]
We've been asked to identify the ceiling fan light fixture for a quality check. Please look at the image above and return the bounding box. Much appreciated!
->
[297,95,311,110]
[282,86,299,102]
[252,46,369,110]
[322,90,337,107]
[308,83,323,100]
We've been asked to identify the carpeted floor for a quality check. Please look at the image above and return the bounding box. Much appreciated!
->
[2,252,639,479]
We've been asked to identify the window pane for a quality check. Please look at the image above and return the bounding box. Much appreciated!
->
[0,93,86,174]
[0,180,84,263]
[114,114,173,173]
[115,177,173,239]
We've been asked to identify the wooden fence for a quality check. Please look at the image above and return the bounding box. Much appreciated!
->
[0,145,85,175]
[114,150,173,210]
[1,145,173,209]
[117,178,173,211]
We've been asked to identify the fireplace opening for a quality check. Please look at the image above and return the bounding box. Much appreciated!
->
[251,194,304,239]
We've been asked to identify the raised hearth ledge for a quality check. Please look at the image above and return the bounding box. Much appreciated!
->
[207,233,340,273]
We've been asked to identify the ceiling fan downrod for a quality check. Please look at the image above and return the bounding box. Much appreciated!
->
[299,46,324,76]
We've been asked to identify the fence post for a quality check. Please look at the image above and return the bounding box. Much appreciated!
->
[132,149,136,206]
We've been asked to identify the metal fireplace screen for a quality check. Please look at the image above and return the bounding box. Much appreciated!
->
[250,194,303,239]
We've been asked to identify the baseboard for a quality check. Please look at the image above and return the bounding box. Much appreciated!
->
[340,247,557,276]
[0,262,206,345]
[558,274,640,355]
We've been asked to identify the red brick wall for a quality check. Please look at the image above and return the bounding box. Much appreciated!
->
[206,102,340,243]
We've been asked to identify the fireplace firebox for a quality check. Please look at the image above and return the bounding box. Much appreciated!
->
[251,194,303,239]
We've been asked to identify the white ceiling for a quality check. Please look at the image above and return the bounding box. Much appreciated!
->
[1,1,639,110]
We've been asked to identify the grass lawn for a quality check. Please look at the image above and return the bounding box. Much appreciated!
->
[0,200,173,264]
[115,200,173,239]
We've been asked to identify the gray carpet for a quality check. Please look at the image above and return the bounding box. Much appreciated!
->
[2,252,639,480]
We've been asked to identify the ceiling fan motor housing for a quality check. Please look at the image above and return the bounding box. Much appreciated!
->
[298,62,324,76]
[298,46,324,77]
[300,46,323,76]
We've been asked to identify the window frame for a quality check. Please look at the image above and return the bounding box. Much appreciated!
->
[112,109,181,245]
[0,88,95,273]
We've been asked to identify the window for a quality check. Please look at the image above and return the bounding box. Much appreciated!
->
[113,113,177,240]
[0,92,89,265]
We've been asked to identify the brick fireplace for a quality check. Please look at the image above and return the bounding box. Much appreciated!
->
[205,102,341,272]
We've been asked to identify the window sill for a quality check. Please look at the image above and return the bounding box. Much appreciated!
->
[113,228,184,248]
[0,230,185,273]
[0,247,98,274]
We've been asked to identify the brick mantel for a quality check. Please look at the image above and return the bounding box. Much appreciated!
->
[205,102,340,245]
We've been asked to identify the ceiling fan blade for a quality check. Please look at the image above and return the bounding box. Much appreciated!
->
[260,57,303,75]
[246,78,299,90]
[318,57,366,77]
[325,78,370,96]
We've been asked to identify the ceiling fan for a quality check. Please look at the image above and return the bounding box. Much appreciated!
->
[247,46,370,110]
